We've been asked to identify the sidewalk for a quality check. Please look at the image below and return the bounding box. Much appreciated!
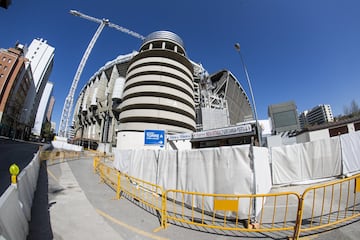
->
[47,159,123,240]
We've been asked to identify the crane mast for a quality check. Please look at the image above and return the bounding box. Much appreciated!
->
[58,10,145,138]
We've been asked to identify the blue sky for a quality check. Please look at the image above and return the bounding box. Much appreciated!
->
[1,0,359,132]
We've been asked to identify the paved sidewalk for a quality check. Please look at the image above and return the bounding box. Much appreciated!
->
[48,159,123,240]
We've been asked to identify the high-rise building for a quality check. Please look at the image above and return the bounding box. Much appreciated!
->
[299,110,308,129]
[23,38,54,132]
[302,104,334,127]
[268,101,300,134]
[51,121,56,132]
[32,82,53,137]
[46,95,55,122]
[0,0,11,9]
[0,43,33,139]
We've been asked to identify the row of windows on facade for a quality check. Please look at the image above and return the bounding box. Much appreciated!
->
[2,56,12,63]
[1,55,13,78]
[1,45,41,63]
[0,64,8,70]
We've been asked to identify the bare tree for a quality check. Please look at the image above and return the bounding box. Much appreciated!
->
[343,99,360,116]
[350,100,360,114]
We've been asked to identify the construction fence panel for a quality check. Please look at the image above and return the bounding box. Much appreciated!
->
[294,173,360,238]
[94,159,166,227]
[95,155,360,238]
[39,150,83,165]
[164,189,301,233]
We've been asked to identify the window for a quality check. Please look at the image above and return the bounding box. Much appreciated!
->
[355,122,360,131]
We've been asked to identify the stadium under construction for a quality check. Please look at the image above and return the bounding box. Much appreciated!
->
[71,31,258,152]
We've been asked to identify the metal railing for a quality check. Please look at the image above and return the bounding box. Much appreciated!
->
[39,150,82,164]
[93,158,301,237]
[94,158,166,227]
[164,189,300,233]
[293,174,360,238]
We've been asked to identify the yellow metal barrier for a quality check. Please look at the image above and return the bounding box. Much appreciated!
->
[92,157,360,239]
[93,156,100,173]
[39,150,81,163]
[94,160,166,228]
[294,174,360,238]
[164,189,301,233]
[121,172,166,227]
[97,161,119,191]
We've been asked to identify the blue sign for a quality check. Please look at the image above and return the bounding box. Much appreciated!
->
[144,130,165,145]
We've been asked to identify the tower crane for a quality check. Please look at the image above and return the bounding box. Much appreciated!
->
[58,10,145,138]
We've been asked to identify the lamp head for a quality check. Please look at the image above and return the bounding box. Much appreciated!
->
[234,43,241,51]
[9,164,20,176]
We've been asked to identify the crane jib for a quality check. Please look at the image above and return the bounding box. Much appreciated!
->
[58,10,144,138]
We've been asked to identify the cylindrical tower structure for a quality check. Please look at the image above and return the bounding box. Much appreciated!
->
[117,31,195,149]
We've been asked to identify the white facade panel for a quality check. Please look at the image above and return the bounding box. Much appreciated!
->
[90,87,98,107]
[201,108,229,130]
[24,38,54,130]
[31,82,53,136]
[112,77,125,100]
[26,38,54,92]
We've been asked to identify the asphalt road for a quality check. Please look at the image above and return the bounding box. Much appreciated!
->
[0,137,41,195]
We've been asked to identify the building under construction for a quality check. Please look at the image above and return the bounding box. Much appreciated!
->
[71,31,255,151]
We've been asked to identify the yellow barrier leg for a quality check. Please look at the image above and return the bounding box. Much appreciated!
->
[116,172,121,200]
[161,193,167,229]
[11,175,17,184]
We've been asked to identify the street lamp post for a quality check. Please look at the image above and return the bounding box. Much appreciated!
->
[234,43,261,227]
[234,43,262,146]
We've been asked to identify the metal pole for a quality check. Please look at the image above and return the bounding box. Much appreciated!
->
[234,43,262,146]
[235,43,261,226]
[249,136,257,225]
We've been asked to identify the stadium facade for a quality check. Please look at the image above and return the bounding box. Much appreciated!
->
[72,31,254,151]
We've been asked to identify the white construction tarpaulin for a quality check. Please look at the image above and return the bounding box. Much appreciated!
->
[271,137,342,185]
[113,145,272,219]
[341,131,360,175]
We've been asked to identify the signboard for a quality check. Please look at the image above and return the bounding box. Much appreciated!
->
[167,133,192,141]
[193,124,252,139]
[144,130,165,145]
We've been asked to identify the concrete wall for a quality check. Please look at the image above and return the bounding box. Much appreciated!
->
[0,152,40,240]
